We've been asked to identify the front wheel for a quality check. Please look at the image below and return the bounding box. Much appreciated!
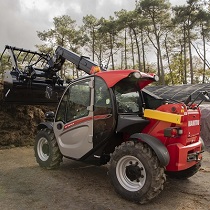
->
[109,141,166,204]
[34,128,63,169]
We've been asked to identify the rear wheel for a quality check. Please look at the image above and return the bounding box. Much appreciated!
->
[109,141,166,204]
[166,162,201,179]
[34,128,63,169]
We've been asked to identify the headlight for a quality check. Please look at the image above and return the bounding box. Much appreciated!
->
[133,72,141,79]
[154,75,159,81]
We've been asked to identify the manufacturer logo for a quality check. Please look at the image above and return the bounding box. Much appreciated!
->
[188,120,200,127]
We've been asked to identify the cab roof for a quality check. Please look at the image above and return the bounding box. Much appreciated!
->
[96,69,157,89]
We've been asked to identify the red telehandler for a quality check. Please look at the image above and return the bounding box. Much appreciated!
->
[1,45,208,203]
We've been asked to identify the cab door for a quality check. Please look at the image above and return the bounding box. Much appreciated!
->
[53,77,94,159]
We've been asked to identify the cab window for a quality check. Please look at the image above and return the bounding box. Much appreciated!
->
[94,77,112,115]
[55,79,91,123]
[114,80,142,114]
[93,76,114,146]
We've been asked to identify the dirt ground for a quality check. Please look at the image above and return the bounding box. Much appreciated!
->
[0,146,209,210]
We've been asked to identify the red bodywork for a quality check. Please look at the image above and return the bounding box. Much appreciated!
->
[97,69,202,172]
[142,103,202,171]
[97,70,156,89]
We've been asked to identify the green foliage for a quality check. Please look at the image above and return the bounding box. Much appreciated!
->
[165,56,185,85]
[35,1,210,85]
[37,15,85,53]
[35,44,53,55]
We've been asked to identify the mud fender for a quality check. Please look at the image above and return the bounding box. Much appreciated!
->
[130,133,170,166]
[37,122,53,131]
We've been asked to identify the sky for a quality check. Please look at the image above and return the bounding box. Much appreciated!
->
[0,0,186,53]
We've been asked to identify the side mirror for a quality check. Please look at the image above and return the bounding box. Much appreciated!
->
[200,91,210,102]
[184,94,192,105]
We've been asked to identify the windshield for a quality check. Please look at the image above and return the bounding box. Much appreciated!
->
[114,80,142,114]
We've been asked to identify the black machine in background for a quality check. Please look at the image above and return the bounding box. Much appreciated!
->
[0,45,104,105]
[145,84,210,104]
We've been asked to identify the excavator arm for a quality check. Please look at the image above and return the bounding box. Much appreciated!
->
[0,45,104,104]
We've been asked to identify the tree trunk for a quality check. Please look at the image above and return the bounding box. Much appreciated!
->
[124,29,127,69]
[156,51,160,81]
[92,28,95,61]
[187,28,193,84]
[202,24,206,83]
[164,35,174,85]
[183,25,187,84]
[179,40,184,84]
[110,34,115,70]
[99,45,102,68]
[140,30,146,72]
[121,51,123,69]
[129,29,135,69]
[132,28,141,71]
[157,38,165,85]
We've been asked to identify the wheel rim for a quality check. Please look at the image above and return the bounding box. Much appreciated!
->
[37,137,50,161]
[116,155,146,192]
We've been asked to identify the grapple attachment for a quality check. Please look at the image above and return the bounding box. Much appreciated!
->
[1,45,65,104]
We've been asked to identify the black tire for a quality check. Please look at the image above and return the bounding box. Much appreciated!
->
[34,128,63,169]
[108,141,166,204]
[166,161,201,179]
